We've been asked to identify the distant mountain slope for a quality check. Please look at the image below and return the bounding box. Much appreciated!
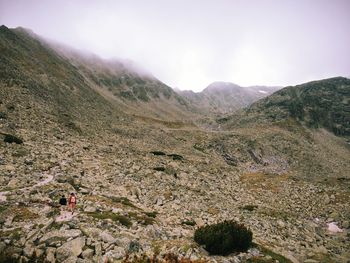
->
[177,82,280,115]
[0,25,194,128]
[228,77,350,136]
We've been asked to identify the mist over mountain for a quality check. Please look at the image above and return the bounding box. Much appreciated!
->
[177,82,280,115]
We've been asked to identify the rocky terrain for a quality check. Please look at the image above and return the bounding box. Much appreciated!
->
[0,25,350,263]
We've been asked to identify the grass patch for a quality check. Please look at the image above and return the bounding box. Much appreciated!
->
[167,154,184,160]
[144,211,157,218]
[0,227,22,241]
[86,211,132,228]
[0,205,8,214]
[84,195,137,209]
[258,208,291,221]
[150,151,166,156]
[110,196,137,208]
[10,207,39,222]
[193,144,206,153]
[128,212,155,226]
[46,208,60,218]
[153,167,165,172]
[12,147,30,157]
[250,243,293,263]
[181,220,196,226]
[240,172,290,193]
[240,205,258,212]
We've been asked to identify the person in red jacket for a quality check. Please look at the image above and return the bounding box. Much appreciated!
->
[68,193,77,215]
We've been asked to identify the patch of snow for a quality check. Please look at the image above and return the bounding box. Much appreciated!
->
[259,90,268,94]
[327,222,343,233]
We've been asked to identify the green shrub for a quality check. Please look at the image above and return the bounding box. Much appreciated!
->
[194,220,252,255]
[150,151,166,156]
[240,205,258,212]
[0,112,7,119]
[181,220,196,226]
[4,134,23,144]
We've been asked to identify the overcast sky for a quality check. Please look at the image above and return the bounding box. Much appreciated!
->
[1,0,349,91]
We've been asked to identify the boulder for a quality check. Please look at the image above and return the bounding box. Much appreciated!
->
[56,237,85,261]
[40,229,82,245]
[46,247,56,263]
[82,248,94,259]
[84,205,97,213]
[23,243,35,258]
[99,231,116,244]
[104,246,125,260]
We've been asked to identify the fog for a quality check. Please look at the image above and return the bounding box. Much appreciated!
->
[1,0,350,91]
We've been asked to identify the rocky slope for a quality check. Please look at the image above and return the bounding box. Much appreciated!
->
[0,25,349,263]
[0,25,193,124]
[177,82,280,116]
[222,77,350,136]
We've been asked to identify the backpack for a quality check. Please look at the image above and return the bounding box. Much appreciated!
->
[70,196,76,204]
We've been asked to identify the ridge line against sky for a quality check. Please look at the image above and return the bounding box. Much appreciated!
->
[1,0,350,92]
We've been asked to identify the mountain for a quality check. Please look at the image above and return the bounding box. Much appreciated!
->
[1,25,350,263]
[216,77,350,180]
[221,77,350,136]
[177,82,280,115]
[0,25,193,131]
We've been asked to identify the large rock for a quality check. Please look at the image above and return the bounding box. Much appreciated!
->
[40,229,82,245]
[82,248,94,259]
[56,237,86,261]
[104,247,126,260]
[99,231,116,244]
[23,243,35,258]
[46,247,56,263]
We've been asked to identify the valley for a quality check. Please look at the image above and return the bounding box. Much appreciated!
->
[0,25,349,263]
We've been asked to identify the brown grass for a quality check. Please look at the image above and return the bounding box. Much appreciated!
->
[9,206,39,222]
[240,172,290,193]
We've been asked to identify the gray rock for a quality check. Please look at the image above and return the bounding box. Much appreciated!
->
[61,257,78,263]
[95,242,102,257]
[99,231,116,244]
[277,219,286,228]
[56,237,86,261]
[104,247,126,260]
[23,243,34,258]
[82,248,94,259]
[34,248,44,258]
[84,206,97,213]
[46,247,56,263]
[40,229,82,245]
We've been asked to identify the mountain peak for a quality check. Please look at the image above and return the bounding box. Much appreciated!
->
[203,81,241,93]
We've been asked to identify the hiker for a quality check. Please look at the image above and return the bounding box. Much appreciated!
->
[59,195,67,211]
[68,193,77,215]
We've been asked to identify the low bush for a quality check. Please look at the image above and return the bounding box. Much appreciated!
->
[3,134,23,144]
[194,220,252,255]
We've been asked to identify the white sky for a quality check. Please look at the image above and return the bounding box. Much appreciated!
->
[1,0,350,91]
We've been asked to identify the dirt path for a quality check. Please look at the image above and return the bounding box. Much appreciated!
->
[55,210,78,222]
[0,173,54,202]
